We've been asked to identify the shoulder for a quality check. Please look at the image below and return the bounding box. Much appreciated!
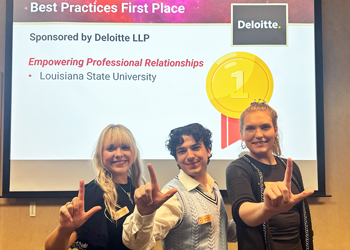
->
[84,180,105,208]
[226,156,252,175]
[276,157,302,175]
[163,176,182,190]
[84,180,103,194]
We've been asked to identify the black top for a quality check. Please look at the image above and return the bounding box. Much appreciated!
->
[70,179,135,250]
[246,156,302,250]
[226,155,313,250]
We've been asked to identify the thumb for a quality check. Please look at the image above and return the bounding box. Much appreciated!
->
[85,206,102,220]
[293,189,314,204]
[162,188,178,203]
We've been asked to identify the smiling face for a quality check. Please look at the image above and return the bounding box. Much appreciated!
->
[101,135,135,184]
[175,135,211,182]
[241,111,278,160]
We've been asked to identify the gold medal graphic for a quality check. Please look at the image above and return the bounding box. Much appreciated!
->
[206,52,273,148]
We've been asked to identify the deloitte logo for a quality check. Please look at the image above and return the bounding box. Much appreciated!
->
[231,4,287,45]
[237,20,281,30]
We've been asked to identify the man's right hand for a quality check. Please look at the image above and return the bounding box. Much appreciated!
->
[134,163,178,216]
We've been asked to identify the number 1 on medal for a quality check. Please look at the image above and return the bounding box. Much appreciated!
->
[231,71,248,98]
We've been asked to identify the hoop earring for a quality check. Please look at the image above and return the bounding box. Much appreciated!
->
[241,140,246,149]
[275,135,279,144]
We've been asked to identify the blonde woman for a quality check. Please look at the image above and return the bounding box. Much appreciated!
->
[45,124,143,250]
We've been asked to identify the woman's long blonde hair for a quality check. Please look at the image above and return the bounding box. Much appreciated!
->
[93,124,144,222]
[239,100,281,156]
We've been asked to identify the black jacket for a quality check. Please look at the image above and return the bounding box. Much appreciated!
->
[226,155,314,250]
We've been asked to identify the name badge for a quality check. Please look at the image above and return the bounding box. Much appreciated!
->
[197,214,212,225]
[115,206,130,220]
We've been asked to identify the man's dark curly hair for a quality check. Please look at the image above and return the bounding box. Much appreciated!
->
[166,123,212,164]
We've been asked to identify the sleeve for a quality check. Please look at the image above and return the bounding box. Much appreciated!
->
[122,188,182,250]
[226,219,237,242]
[74,182,109,249]
[292,161,305,191]
[292,160,314,250]
[225,159,258,227]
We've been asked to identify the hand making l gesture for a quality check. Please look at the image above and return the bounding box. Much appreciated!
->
[263,158,314,215]
[134,164,178,216]
[58,180,102,233]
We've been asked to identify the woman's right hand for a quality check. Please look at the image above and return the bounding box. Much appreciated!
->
[58,180,102,233]
[263,158,314,214]
[45,180,102,250]
[239,158,314,227]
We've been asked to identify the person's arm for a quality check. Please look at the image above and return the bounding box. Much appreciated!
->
[45,228,77,250]
[45,180,101,250]
[123,191,181,250]
[238,158,314,227]
[122,164,179,250]
[226,158,260,228]
[226,219,237,242]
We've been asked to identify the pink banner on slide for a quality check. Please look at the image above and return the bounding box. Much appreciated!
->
[14,0,314,23]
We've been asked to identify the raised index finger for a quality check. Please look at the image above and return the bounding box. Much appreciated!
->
[283,158,293,190]
[78,179,85,201]
[147,163,160,191]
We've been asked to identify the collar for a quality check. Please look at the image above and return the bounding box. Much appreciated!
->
[178,169,216,192]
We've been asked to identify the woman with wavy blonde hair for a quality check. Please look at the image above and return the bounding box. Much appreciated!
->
[45,124,144,250]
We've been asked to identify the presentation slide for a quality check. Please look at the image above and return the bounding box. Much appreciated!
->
[7,0,318,193]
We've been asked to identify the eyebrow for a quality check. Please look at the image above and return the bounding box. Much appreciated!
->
[176,142,201,151]
[245,123,271,127]
[104,144,115,150]
[176,146,186,152]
